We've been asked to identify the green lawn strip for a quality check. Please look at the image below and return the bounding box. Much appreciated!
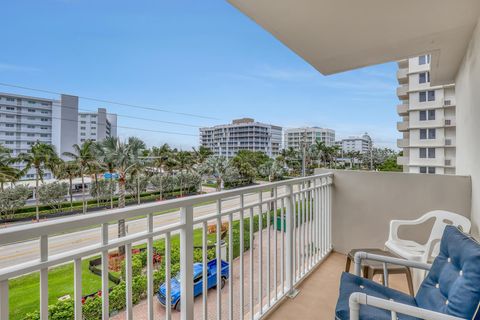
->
[9,257,115,319]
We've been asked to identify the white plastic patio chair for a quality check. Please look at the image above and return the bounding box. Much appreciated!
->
[385,210,471,264]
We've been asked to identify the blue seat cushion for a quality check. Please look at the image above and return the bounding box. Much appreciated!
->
[335,272,420,320]
[416,226,480,319]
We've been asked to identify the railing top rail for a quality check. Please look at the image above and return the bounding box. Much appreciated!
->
[0,173,333,245]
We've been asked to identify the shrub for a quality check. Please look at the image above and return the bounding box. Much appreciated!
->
[0,184,31,220]
[132,275,147,304]
[83,295,102,320]
[48,299,74,320]
[109,282,126,312]
[38,182,69,212]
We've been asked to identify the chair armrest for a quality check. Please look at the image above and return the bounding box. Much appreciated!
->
[349,292,465,320]
[353,251,432,277]
[389,215,430,242]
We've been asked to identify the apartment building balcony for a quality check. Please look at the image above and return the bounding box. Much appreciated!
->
[444,118,456,127]
[396,68,408,84]
[396,104,408,116]
[397,59,408,69]
[0,170,471,320]
[396,84,408,99]
[397,156,408,165]
[397,138,409,148]
[396,120,409,132]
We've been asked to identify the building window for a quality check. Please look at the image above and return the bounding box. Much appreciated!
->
[428,90,435,101]
[428,148,436,158]
[28,100,36,104]
[428,128,436,139]
[81,121,86,124]
[5,132,14,136]
[419,110,427,121]
[28,109,35,113]
[40,134,48,137]
[6,107,15,111]
[428,167,436,174]
[80,133,86,136]
[419,91,427,102]
[41,110,49,114]
[5,141,14,145]
[27,133,35,137]
[419,72,430,84]
[80,127,86,130]
[418,55,430,65]
[420,129,427,139]
[41,118,49,122]
[428,109,435,120]
[6,98,15,102]
[91,121,96,124]
[5,115,14,119]
[80,115,86,118]
[27,125,35,129]
[5,124,14,127]
[40,126,48,130]
[91,127,96,130]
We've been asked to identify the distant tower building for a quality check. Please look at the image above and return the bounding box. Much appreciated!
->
[283,127,335,151]
[78,108,117,144]
[199,118,282,158]
[338,133,373,154]
[396,55,456,174]
[0,92,117,180]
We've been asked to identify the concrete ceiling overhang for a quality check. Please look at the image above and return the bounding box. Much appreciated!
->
[228,0,480,85]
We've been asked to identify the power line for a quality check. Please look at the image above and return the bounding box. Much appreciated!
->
[0,82,219,120]
[48,102,203,128]
[0,109,199,137]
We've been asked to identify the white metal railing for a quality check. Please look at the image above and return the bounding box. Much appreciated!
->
[0,173,333,320]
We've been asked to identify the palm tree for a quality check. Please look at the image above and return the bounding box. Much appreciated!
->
[0,145,21,191]
[100,137,146,253]
[93,139,116,209]
[311,140,326,168]
[19,142,59,221]
[63,140,97,214]
[149,144,172,200]
[192,146,213,166]
[199,156,230,191]
[54,160,79,210]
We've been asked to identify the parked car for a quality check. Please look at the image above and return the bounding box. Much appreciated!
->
[157,259,229,311]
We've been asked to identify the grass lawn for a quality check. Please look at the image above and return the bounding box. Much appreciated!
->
[9,257,115,320]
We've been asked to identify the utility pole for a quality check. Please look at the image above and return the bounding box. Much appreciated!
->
[370,145,373,171]
[301,130,307,177]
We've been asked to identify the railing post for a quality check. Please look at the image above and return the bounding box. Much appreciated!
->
[285,184,298,298]
[0,280,8,320]
[180,205,194,320]
[39,235,48,320]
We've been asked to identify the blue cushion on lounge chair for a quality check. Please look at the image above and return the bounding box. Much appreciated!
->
[335,272,420,320]
[336,226,480,320]
[416,225,480,319]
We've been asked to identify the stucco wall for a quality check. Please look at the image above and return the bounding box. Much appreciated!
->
[455,17,480,238]
[315,169,472,254]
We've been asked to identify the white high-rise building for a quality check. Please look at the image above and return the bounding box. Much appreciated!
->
[284,127,335,151]
[0,92,117,179]
[396,55,456,175]
[78,108,117,144]
[199,118,282,158]
[337,133,373,154]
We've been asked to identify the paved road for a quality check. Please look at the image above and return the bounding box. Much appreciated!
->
[0,187,287,269]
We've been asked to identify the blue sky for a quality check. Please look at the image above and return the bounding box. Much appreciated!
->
[0,0,399,149]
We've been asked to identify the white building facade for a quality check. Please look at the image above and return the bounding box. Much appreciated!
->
[338,133,372,154]
[0,92,117,179]
[396,55,456,175]
[78,108,117,144]
[283,127,335,151]
[199,118,282,158]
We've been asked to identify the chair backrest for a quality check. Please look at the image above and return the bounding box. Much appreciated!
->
[416,226,480,319]
[424,210,471,259]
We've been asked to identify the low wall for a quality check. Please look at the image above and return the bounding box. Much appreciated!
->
[315,169,472,254]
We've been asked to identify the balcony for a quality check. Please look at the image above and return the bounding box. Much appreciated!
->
[396,120,409,132]
[396,104,408,116]
[0,170,471,320]
[444,118,456,127]
[397,138,409,148]
[396,85,408,99]
[396,68,408,84]
[397,59,408,69]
